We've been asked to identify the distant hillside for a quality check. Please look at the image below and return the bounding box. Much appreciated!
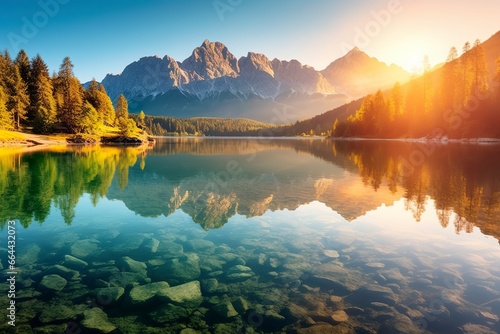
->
[133,115,275,136]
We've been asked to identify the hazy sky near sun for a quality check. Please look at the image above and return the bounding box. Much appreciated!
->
[1,0,499,82]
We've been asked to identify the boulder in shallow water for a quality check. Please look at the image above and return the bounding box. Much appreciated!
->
[39,274,67,292]
[82,307,116,333]
[345,284,398,307]
[64,254,88,270]
[70,240,98,259]
[149,303,190,324]
[93,287,125,305]
[212,300,238,319]
[158,281,203,308]
[127,281,170,306]
[118,256,147,276]
[151,254,201,284]
[38,304,77,323]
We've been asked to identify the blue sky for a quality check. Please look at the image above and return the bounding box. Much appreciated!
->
[1,0,499,82]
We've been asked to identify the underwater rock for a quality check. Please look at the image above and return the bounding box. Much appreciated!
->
[93,287,125,305]
[213,301,239,319]
[118,256,147,276]
[70,240,99,259]
[18,244,41,266]
[158,281,203,308]
[149,303,190,324]
[141,237,160,254]
[376,313,422,334]
[64,254,88,270]
[32,324,68,333]
[225,265,254,281]
[82,307,116,333]
[42,265,80,281]
[296,323,355,334]
[128,282,170,305]
[112,233,147,253]
[323,250,340,259]
[38,304,77,323]
[330,310,349,324]
[233,297,250,314]
[199,256,225,272]
[345,284,398,307]
[151,254,201,284]
[185,239,215,251]
[156,240,184,257]
[109,272,151,288]
[39,274,67,292]
[459,323,498,334]
[201,278,219,294]
[379,268,406,284]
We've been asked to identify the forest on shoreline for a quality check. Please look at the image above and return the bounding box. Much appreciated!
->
[0,50,142,142]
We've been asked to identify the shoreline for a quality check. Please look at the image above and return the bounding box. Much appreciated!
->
[329,136,500,144]
[0,131,153,153]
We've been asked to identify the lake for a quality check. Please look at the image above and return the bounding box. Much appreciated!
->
[1,138,499,334]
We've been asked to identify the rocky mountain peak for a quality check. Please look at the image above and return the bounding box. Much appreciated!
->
[181,40,239,80]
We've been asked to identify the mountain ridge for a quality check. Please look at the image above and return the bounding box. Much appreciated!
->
[99,40,410,122]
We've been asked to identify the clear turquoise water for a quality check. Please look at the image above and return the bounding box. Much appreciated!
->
[1,138,499,333]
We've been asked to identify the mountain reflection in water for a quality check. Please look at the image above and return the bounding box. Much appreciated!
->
[1,138,499,242]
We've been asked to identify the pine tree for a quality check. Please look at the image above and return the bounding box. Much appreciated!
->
[115,94,128,120]
[459,42,473,106]
[14,50,31,87]
[5,64,29,130]
[53,57,84,133]
[99,84,115,126]
[470,39,489,95]
[84,80,115,126]
[30,55,57,133]
[79,101,100,134]
[441,47,460,111]
[0,85,12,129]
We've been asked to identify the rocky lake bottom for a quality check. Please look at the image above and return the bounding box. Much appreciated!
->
[1,198,499,334]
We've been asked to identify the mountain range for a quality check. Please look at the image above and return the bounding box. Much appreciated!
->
[99,40,410,122]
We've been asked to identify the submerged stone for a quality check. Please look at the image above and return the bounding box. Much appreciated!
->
[70,239,98,259]
[94,287,125,305]
[345,284,397,306]
[331,310,349,323]
[186,238,215,251]
[109,271,151,288]
[64,254,88,270]
[213,301,238,319]
[141,237,160,253]
[17,244,41,266]
[43,265,80,280]
[118,256,147,276]
[156,240,184,257]
[149,303,190,324]
[39,274,67,292]
[82,308,116,333]
[225,265,254,281]
[151,254,201,284]
[201,278,219,294]
[296,323,355,334]
[158,281,203,308]
[128,282,170,305]
[38,304,77,323]
[323,250,340,259]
